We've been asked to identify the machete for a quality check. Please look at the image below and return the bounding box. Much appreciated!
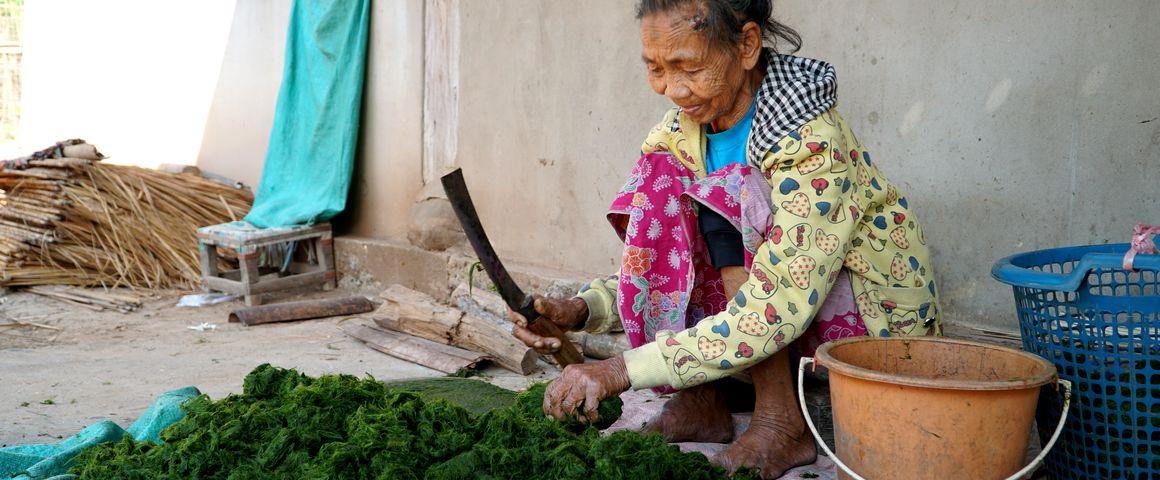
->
[441,168,584,367]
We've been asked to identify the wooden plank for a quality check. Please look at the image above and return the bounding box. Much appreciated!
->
[343,322,490,374]
[198,242,219,279]
[317,237,336,290]
[204,270,330,295]
[422,0,460,183]
[198,224,331,248]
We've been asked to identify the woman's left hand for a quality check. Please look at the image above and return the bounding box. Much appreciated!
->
[544,356,632,423]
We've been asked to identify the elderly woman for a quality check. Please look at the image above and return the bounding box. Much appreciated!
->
[511,0,941,477]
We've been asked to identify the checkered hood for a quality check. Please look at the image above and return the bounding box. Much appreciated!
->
[746,52,838,166]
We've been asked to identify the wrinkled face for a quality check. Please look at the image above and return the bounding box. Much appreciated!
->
[640,4,753,128]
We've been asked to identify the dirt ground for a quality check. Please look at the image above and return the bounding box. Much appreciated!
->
[0,286,552,447]
[1,284,1036,479]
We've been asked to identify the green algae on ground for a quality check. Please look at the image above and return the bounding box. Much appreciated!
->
[385,377,518,416]
[69,365,757,480]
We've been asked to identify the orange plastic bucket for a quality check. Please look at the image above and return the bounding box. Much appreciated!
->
[798,337,1072,480]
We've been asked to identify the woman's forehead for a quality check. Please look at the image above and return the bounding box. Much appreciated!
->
[640,4,701,38]
[640,12,712,63]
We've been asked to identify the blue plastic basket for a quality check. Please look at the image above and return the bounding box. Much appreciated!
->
[993,242,1160,479]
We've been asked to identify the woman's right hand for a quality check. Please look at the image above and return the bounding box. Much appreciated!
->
[509,295,588,354]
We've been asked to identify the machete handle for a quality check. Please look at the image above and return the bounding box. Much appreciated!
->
[527,317,585,367]
[516,295,584,367]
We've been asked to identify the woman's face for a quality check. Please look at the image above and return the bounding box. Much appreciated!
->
[640,4,760,129]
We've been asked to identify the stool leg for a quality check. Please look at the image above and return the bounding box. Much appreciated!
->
[239,251,262,306]
[198,241,219,293]
[318,234,336,291]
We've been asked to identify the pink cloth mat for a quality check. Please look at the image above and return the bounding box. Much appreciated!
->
[604,389,838,480]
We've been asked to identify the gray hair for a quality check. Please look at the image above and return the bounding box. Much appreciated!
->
[636,0,802,66]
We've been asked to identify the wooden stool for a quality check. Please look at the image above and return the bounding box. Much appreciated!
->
[197,221,336,306]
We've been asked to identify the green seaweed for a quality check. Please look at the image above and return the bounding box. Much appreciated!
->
[517,383,623,431]
[70,365,757,480]
[384,377,516,416]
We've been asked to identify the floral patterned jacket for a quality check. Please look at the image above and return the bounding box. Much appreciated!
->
[578,54,942,390]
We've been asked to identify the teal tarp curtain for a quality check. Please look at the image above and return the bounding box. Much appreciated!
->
[244,0,371,228]
[0,387,200,480]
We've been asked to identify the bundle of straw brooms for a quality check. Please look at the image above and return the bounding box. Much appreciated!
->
[0,140,253,289]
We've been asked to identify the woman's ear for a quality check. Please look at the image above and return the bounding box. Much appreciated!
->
[739,21,763,70]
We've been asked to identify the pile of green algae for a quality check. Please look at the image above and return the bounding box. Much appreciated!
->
[69,364,758,479]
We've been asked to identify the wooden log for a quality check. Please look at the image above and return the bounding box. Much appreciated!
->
[81,288,142,305]
[450,282,508,323]
[0,243,25,256]
[567,331,630,360]
[0,209,56,226]
[228,296,375,326]
[375,284,460,342]
[0,219,54,234]
[5,193,67,207]
[0,168,71,180]
[374,284,537,375]
[453,283,592,364]
[342,322,490,374]
[0,180,63,191]
[29,158,92,168]
[26,286,110,311]
[32,291,105,311]
[2,198,62,216]
[0,228,37,244]
[455,311,539,375]
[27,286,140,312]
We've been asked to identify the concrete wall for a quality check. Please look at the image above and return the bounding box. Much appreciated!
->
[344,0,425,241]
[454,0,669,277]
[198,0,424,242]
[196,0,1160,330]
[197,0,288,188]
[777,0,1160,327]
[18,0,234,168]
[451,0,1160,329]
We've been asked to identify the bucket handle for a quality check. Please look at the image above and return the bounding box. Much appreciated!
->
[797,357,1073,480]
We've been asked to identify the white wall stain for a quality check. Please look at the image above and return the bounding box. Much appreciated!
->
[898,102,925,136]
[1081,63,1108,97]
[985,78,1011,114]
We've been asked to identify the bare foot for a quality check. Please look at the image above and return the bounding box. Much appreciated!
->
[716,419,817,479]
[643,382,734,443]
[715,349,817,479]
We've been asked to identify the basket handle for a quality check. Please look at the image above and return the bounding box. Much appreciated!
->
[993,247,1160,292]
[797,357,1073,480]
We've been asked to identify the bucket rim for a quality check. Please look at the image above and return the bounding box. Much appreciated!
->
[814,337,1058,391]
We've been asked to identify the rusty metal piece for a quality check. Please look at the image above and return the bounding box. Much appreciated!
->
[229,296,375,326]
